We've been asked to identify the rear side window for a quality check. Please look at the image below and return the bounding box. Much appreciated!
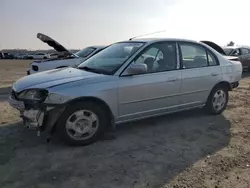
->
[180,43,208,69]
[179,43,219,68]
[207,51,218,66]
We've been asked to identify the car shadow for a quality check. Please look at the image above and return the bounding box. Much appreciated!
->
[0,109,231,188]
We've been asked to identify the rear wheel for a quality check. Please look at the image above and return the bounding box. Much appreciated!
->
[57,101,108,146]
[205,86,228,114]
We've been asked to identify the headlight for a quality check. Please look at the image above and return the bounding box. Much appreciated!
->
[18,89,48,101]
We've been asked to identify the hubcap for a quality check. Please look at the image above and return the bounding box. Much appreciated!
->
[212,89,226,112]
[66,110,99,140]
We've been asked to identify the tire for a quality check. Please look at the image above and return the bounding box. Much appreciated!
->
[57,101,108,146]
[205,85,229,115]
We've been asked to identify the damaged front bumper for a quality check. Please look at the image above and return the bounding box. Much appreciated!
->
[22,109,45,129]
[8,95,65,136]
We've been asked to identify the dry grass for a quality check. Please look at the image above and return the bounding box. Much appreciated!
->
[0,60,32,87]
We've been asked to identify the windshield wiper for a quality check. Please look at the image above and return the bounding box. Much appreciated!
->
[78,66,110,75]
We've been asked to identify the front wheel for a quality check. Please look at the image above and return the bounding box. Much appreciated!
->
[57,101,108,146]
[205,86,229,114]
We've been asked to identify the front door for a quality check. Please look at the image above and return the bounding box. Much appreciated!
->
[117,42,182,122]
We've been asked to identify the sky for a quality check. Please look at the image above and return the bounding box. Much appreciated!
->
[0,0,250,50]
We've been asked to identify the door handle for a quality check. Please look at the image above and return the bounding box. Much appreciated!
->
[211,73,219,76]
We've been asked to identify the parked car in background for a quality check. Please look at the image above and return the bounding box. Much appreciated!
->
[31,52,50,59]
[27,33,105,75]
[0,51,4,59]
[49,53,59,59]
[17,53,28,59]
[222,45,250,70]
[9,38,242,146]
[22,54,33,60]
[3,53,15,59]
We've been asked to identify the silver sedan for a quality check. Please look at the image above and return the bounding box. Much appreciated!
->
[9,38,242,146]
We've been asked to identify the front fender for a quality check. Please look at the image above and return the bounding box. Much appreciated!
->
[45,78,119,118]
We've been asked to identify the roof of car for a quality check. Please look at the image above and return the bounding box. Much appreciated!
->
[122,38,199,43]
[119,38,228,55]
[89,45,106,49]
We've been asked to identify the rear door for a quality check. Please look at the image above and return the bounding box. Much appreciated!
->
[178,42,221,108]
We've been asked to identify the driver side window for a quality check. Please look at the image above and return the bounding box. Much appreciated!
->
[134,47,159,65]
[132,42,177,74]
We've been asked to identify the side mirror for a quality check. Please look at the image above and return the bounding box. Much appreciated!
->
[124,63,147,76]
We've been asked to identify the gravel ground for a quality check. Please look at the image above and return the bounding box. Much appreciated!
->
[0,73,249,188]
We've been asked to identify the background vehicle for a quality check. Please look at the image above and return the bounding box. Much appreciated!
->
[17,53,27,59]
[223,45,250,70]
[9,38,242,146]
[49,53,59,59]
[3,53,15,59]
[0,51,4,59]
[27,33,105,75]
[31,52,50,59]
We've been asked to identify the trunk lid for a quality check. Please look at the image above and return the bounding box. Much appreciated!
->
[200,41,226,55]
[200,40,239,61]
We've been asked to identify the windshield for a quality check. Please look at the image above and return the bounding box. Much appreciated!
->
[78,42,145,74]
[75,47,96,58]
[223,48,234,56]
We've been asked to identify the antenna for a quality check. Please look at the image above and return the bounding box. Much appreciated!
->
[129,30,166,41]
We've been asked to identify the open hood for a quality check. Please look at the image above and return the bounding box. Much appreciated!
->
[37,33,76,57]
[200,41,226,55]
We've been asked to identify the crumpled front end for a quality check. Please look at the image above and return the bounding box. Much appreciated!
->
[8,88,68,136]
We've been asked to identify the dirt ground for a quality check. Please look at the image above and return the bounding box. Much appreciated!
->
[0,63,250,187]
[0,60,32,87]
